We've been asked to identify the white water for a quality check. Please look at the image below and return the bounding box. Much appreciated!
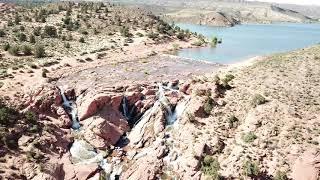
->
[59,86,81,130]
[121,96,130,120]
[58,86,122,179]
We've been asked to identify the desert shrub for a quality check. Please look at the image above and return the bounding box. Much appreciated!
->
[9,46,20,56]
[7,20,14,26]
[201,156,221,180]
[274,170,288,180]
[251,94,267,107]
[3,43,10,51]
[29,35,36,43]
[0,107,9,125]
[136,32,144,37]
[172,44,180,50]
[186,112,195,123]
[33,27,42,36]
[17,33,27,42]
[79,37,85,43]
[176,32,185,40]
[0,29,5,37]
[211,36,218,46]
[243,160,259,177]
[28,63,38,69]
[64,42,70,48]
[43,26,57,38]
[34,45,45,58]
[147,31,159,40]
[19,25,25,31]
[204,96,214,115]
[120,26,130,37]
[22,45,32,56]
[221,74,235,86]
[228,115,239,128]
[14,14,21,25]
[242,132,257,143]
[25,111,37,124]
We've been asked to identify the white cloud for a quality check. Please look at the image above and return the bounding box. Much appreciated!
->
[247,0,320,5]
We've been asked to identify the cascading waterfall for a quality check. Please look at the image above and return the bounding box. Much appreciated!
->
[121,96,130,120]
[58,86,121,180]
[59,87,81,130]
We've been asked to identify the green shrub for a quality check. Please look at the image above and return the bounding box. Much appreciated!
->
[3,43,10,51]
[228,115,239,128]
[7,20,14,26]
[136,32,144,37]
[25,111,37,124]
[19,25,25,31]
[242,132,257,143]
[14,14,21,25]
[29,35,36,44]
[243,160,259,177]
[22,45,32,56]
[176,32,185,40]
[17,33,27,42]
[201,156,221,180]
[147,31,159,40]
[186,112,195,123]
[211,36,218,46]
[0,29,5,37]
[274,170,288,180]
[64,42,70,48]
[42,69,49,78]
[204,96,214,115]
[222,74,235,84]
[43,26,57,38]
[33,27,41,36]
[9,46,20,56]
[0,107,9,125]
[79,37,85,43]
[34,45,45,58]
[120,26,130,37]
[251,94,267,107]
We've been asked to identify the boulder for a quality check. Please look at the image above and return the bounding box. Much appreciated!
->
[82,105,129,147]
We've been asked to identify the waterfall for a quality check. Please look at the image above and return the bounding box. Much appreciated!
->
[58,86,81,130]
[121,96,130,120]
[58,86,123,179]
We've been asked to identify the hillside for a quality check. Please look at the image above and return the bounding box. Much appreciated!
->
[115,0,316,26]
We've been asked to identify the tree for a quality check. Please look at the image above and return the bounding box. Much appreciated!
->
[34,45,45,58]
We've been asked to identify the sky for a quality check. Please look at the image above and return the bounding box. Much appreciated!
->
[247,0,320,5]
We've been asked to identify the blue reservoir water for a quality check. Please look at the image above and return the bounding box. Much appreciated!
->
[176,23,320,64]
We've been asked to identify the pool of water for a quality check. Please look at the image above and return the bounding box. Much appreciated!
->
[176,23,320,64]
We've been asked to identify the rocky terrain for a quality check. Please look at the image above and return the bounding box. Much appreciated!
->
[0,1,320,180]
[115,0,316,26]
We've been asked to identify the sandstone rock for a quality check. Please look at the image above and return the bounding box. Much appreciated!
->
[185,97,206,118]
[82,105,129,147]
[32,162,63,180]
[122,155,163,180]
[179,83,190,94]
[292,149,320,180]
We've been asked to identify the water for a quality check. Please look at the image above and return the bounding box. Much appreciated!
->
[176,23,320,64]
